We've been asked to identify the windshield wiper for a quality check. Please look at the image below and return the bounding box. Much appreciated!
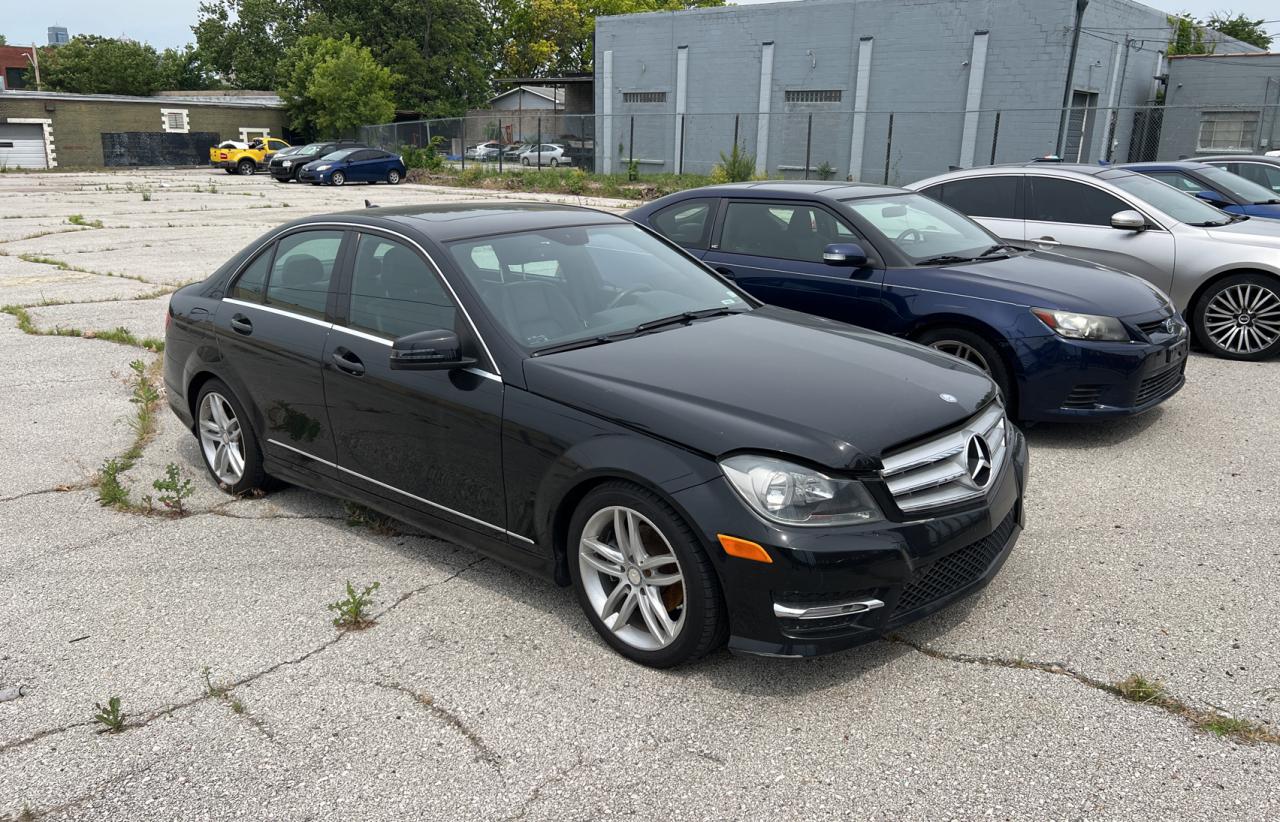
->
[531,335,618,357]
[976,243,1018,258]
[631,306,742,334]
[915,254,975,266]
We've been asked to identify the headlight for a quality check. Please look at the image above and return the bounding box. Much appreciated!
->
[720,455,882,527]
[282,160,292,167]
[315,164,331,171]
[1032,308,1129,341]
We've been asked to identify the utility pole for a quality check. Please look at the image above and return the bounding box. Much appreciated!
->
[1056,0,1089,157]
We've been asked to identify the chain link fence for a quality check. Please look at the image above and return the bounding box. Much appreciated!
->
[361,104,1280,185]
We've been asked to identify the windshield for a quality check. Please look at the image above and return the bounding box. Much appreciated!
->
[321,148,357,162]
[842,193,999,263]
[447,224,751,351]
[1200,166,1280,204]
[1109,173,1232,225]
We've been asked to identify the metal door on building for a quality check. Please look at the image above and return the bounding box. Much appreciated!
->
[0,123,48,169]
[1063,91,1098,163]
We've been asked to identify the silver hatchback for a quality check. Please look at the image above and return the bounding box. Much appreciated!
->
[908,164,1280,360]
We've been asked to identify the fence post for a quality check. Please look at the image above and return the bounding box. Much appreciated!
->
[883,112,894,185]
[629,115,635,179]
[990,111,1001,166]
[679,114,687,175]
[804,114,813,180]
[498,119,503,172]
[733,113,739,148]
[537,117,542,170]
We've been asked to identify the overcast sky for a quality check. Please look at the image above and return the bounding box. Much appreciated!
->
[3,0,1276,49]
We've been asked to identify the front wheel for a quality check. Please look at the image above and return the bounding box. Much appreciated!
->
[330,170,345,186]
[195,379,269,496]
[568,482,726,668]
[916,327,1013,406]
[237,159,255,176]
[1192,273,1280,360]
[521,157,529,166]
[549,158,559,168]
[386,169,401,185]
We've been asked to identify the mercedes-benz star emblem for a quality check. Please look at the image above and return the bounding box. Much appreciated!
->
[965,434,993,488]
[1164,318,1178,335]
[939,393,958,404]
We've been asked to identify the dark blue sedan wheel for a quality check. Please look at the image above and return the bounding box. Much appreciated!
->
[387,169,401,185]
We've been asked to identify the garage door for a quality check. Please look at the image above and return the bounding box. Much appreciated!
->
[0,123,48,169]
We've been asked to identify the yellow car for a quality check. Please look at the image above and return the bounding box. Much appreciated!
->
[209,137,291,175]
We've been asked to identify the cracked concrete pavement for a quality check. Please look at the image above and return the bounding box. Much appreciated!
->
[1,169,1278,821]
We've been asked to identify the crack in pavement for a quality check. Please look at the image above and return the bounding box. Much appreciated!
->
[0,483,93,504]
[371,681,502,768]
[0,557,489,757]
[0,759,161,821]
[501,751,589,822]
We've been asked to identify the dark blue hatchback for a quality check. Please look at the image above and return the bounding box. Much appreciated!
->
[1118,161,1280,220]
[628,182,1189,423]
[298,147,407,186]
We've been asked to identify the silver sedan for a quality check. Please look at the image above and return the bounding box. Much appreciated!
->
[908,163,1280,360]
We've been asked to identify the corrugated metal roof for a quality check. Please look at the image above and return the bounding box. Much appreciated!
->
[0,89,284,108]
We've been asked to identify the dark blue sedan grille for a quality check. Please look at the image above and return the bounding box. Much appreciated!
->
[1134,362,1184,406]
[893,508,1017,617]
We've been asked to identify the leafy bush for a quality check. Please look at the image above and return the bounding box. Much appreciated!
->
[401,136,445,171]
[710,143,756,183]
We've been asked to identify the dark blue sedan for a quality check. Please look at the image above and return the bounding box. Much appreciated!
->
[1118,161,1280,219]
[628,183,1189,423]
[298,147,407,186]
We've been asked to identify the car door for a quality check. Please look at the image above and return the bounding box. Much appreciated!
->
[916,175,1025,242]
[341,149,374,182]
[703,199,889,330]
[1024,175,1176,287]
[216,228,347,475]
[321,230,509,542]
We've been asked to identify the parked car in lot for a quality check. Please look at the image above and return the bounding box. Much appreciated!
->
[1117,161,1280,220]
[1197,155,1280,198]
[910,164,1280,360]
[630,183,1188,421]
[270,140,362,182]
[163,202,1028,666]
[297,148,406,186]
[503,142,533,160]
[519,144,569,166]
[209,137,291,175]
[464,141,502,161]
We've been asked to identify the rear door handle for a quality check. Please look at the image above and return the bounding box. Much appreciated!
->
[714,267,737,279]
[230,314,253,335]
[331,347,366,376]
[1035,236,1060,247]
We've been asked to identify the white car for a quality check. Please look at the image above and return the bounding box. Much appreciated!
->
[519,144,570,167]
[464,141,502,161]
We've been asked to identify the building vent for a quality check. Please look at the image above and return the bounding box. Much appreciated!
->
[623,91,667,103]
[785,89,843,103]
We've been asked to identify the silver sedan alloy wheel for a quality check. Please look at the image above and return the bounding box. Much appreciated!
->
[578,506,686,651]
[1203,283,1280,354]
[198,392,246,485]
[928,340,992,374]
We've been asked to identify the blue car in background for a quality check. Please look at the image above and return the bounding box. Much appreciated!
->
[298,147,407,186]
[1118,161,1280,219]
[628,183,1189,422]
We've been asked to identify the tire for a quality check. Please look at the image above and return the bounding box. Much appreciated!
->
[193,379,269,496]
[550,158,559,168]
[567,481,726,668]
[330,170,345,186]
[915,327,1013,407]
[237,159,255,176]
[521,157,529,166]
[1191,272,1280,361]
[386,169,402,185]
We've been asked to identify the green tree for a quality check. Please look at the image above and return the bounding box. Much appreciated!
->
[158,44,219,90]
[1206,12,1274,49]
[278,36,396,138]
[1167,13,1214,56]
[37,36,164,95]
[193,0,306,89]
[0,35,8,46]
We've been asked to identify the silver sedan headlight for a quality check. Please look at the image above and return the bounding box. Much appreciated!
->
[720,455,883,526]
[1032,308,1129,341]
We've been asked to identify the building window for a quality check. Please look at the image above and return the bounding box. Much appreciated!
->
[239,127,270,143]
[1197,111,1258,152]
[161,109,190,134]
[623,91,667,104]
[785,89,843,103]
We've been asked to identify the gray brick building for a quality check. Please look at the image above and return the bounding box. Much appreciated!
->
[593,0,1258,183]
[1157,52,1280,159]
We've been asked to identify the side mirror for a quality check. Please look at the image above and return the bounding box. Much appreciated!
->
[390,329,476,371]
[1194,190,1229,207]
[823,242,869,267]
[1110,210,1147,232]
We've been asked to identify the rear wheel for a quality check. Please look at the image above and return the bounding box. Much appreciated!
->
[1192,273,1280,360]
[568,482,726,667]
[550,158,559,167]
[330,170,346,186]
[386,168,401,185]
[915,327,1012,404]
[237,159,255,176]
[194,379,268,496]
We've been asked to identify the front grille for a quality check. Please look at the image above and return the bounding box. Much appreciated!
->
[1137,319,1167,337]
[893,508,1018,616]
[879,401,1009,516]
[1135,363,1184,406]
[1062,384,1104,409]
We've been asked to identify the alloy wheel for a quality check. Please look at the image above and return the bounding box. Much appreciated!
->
[198,391,246,485]
[578,506,686,651]
[928,340,992,374]
[1203,283,1280,355]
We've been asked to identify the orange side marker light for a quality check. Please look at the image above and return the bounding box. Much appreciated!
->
[717,534,773,564]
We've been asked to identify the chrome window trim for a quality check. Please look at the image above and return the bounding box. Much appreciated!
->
[224,297,334,329]
[267,438,533,545]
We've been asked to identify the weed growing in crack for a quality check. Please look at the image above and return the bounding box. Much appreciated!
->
[1114,674,1164,704]
[67,214,104,228]
[95,360,164,510]
[344,501,403,535]
[141,188,153,202]
[97,458,131,507]
[93,696,125,733]
[17,803,36,821]
[17,253,69,270]
[153,463,194,516]
[229,698,246,714]
[328,581,381,629]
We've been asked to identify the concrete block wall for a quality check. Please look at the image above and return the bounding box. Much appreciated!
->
[1158,53,1280,158]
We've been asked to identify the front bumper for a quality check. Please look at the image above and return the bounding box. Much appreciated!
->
[297,169,328,183]
[1012,327,1188,422]
[671,426,1030,658]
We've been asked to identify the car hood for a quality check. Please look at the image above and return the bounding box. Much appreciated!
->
[1200,216,1280,249]
[904,251,1171,316]
[521,306,996,471]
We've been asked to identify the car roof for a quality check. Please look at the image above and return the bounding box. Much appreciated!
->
[1195,154,1280,164]
[910,163,1148,184]
[294,202,627,243]
[672,181,909,200]
[1116,160,1213,171]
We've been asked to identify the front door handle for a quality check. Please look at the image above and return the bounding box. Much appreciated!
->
[331,347,365,376]
[1035,236,1060,247]
[230,314,253,335]
[714,267,737,279]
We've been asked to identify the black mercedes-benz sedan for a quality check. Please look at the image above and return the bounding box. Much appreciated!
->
[164,202,1029,667]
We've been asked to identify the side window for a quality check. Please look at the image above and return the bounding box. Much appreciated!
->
[927,177,1020,219]
[1236,163,1280,194]
[348,234,456,339]
[1027,177,1128,226]
[650,198,716,249]
[719,201,854,262]
[1147,172,1203,193]
[265,230,343,319]
[230,247,272,302]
